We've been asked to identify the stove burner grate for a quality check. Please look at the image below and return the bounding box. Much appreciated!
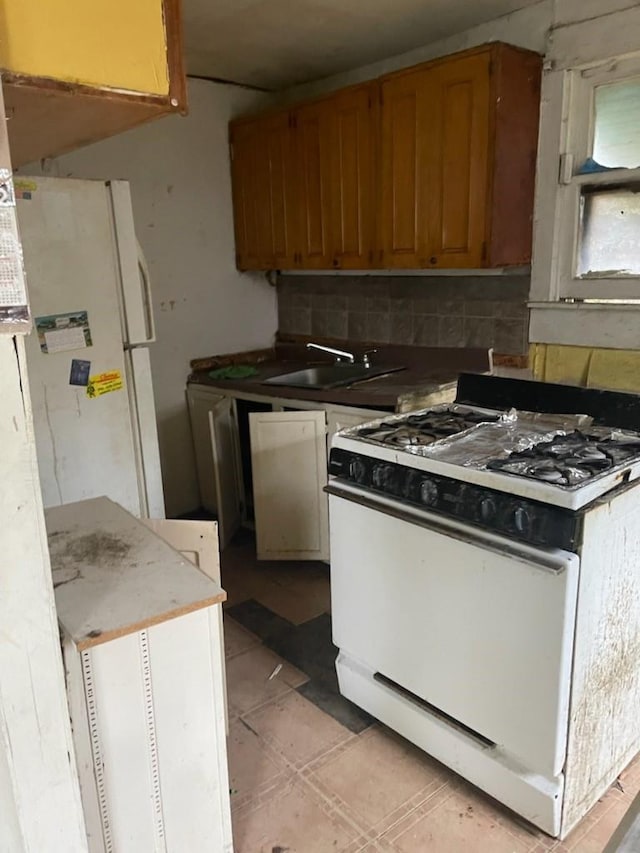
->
[357,408,500,447]
[487,429,640,487]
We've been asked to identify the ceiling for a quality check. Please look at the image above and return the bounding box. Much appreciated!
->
[183,0,543,91]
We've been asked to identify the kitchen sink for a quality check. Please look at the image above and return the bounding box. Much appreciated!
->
[262,364,405,390]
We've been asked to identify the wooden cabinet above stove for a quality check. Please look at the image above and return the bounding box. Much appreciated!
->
[229,42,541,272]
[1,0,186,167]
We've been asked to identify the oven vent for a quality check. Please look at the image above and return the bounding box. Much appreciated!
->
[373,671,495,749]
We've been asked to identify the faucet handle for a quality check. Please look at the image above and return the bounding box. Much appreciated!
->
[362,348,377,367]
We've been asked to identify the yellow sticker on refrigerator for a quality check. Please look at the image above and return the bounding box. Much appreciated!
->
[86,370,123,398]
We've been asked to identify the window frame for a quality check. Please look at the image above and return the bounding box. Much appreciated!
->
[556,56,640,300]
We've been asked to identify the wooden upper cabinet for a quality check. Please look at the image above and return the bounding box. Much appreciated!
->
[427,52,491,269]
[295,83,375,269]
[1,0,186,167]
[380,68,431,268]
[380,43,540,269]
[230,112,296,270]
[229,42,541,271]
[295,100,333,269]
[328,84,376,269]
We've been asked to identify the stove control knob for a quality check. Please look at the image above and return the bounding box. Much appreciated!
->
[348,457,367,484]
[372,464,397,493]
[372,464,385,489]
[419,479,439,507]
[513,506,531,535]
[480,497,496,523]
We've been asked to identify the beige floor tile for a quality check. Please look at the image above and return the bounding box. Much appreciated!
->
[225,645,308,715]
[311,726,450,833]
[255,578,330,625]
[243,690,352,767]
[227,718,289,809]
[562,795,629,851]
[232,777,365,853]
[386,787,535,853]
[224,616,260,658]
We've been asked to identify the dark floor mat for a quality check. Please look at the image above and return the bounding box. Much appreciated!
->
[227,600,373,734]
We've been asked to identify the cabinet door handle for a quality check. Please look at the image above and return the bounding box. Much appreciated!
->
[429,256,437,265]
[332,257,340,268]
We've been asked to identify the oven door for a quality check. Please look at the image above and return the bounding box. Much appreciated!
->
[328,485,579,778]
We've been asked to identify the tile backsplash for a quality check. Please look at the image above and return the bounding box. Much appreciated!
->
[277,275,530,355]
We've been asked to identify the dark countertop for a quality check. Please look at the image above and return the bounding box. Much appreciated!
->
[188,343,493,412]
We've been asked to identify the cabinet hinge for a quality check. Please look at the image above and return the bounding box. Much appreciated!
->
[481,241,487,262]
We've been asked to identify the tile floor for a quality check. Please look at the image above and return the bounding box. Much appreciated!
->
[220,534,639,852]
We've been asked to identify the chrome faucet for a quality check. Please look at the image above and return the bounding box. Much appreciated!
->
[306,342,356,363]
[306,342,377,367]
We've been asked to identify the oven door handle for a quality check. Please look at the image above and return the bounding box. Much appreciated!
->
[325,484,574,574]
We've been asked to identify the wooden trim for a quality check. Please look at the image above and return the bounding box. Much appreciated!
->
[163,0,188,114]
[189,348,275,371]
[1,70,170,106]
[75,593,226,651]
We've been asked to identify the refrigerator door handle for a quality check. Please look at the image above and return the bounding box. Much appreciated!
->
[109,180,156,345]
[137,242,156,344]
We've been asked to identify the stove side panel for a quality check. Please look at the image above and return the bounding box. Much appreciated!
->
[562,485,640,836]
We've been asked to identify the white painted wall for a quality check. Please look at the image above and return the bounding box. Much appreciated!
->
[24,79,277,517]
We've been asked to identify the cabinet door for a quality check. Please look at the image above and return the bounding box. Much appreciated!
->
[230,113,296,270]
[380,68,432,268]
[329,85,376,269]
[187,389,243,550]
[427,53,491,268]
[295,101,333,269]
[230,121,269,269]
[263,112,297,269]
[249,410,329,561]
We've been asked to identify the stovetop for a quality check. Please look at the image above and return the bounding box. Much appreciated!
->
[332,404,640,510]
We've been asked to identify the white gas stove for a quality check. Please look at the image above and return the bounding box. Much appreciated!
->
[327,373,640,839]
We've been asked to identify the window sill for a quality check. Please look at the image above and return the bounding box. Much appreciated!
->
[528,301,640,350]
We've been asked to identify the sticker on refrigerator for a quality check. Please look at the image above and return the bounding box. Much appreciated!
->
[69,359,91,387]
[86,370,123,398]
[35,310,92,354]
[14,179,38,201]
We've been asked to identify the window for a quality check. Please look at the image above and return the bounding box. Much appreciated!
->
[555,57,640,300]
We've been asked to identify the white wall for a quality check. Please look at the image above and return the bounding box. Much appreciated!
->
[25,79,277,517]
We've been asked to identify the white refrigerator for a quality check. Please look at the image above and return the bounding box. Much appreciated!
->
[18,176,165,519]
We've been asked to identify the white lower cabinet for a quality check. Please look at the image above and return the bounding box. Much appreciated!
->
[47,499,233,853]
[187,382,387,560]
